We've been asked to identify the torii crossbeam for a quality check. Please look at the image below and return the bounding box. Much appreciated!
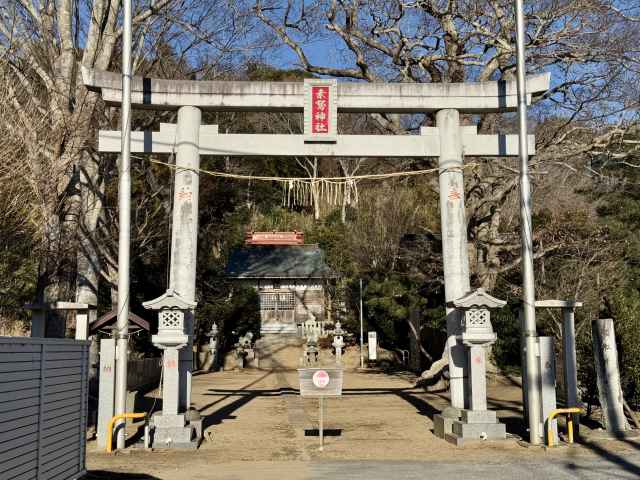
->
[97,124,535,158]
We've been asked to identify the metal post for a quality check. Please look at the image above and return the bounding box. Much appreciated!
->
[114,0,133,451]
[319,396,324,451]
[359,279,364,369]
[515,0,542,445]
[562,307,580,436]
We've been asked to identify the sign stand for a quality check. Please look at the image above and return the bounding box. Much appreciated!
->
[298,367,344,452]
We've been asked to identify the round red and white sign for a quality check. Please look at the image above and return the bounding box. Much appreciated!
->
[312,370,330,388]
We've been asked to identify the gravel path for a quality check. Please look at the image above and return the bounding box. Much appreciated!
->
[86,368,640,479]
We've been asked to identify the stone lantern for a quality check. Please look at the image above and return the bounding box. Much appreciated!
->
[207,322,219,369]
[453,288,505,413]
[435,288,507,445]
[208,322,219,349]
[332,322,345,365]
[143,289,198,446]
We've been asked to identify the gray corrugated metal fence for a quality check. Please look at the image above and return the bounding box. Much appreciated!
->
[0,337,89,480]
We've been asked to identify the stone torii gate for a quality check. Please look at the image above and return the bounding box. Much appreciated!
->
[84,67,549,446]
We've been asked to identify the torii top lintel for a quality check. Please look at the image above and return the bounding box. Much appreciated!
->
[82,67,550,114]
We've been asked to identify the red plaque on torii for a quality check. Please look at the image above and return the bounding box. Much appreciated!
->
[304,79,337,142]
[311,86,330,134]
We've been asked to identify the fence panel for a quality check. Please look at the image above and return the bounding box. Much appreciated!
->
[0,337,89,480]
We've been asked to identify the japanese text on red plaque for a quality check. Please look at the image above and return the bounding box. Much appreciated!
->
[311,86,330,134]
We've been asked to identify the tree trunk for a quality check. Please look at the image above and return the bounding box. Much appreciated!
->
[312,181,321,220]
[76,150,103,314]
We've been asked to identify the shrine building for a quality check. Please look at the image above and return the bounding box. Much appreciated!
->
[226,231,337,336]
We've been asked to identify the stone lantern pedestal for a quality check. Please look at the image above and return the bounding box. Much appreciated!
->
[143,289,200,448]
[434,289,507,446]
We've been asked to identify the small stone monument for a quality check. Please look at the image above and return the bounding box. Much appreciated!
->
[234,332,255,369]
[332,322,345,365]
[302,335,320,366]
[143,289,200,448]
[434,288,507,446]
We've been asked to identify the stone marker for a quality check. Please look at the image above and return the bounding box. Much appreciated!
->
[97,338,115,449]
[592,318,630,433]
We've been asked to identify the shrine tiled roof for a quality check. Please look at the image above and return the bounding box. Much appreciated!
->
[226,244,337,279]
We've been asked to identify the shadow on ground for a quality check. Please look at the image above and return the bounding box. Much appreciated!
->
[84,472,161,479]
[568,431,640,478]
[197,378,448,434]
[187,366,537,446]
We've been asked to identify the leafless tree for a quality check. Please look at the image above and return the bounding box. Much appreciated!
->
[252,0,640,291]
[0,0,254,316]
[337,158,364,223]
[250,0,640,378]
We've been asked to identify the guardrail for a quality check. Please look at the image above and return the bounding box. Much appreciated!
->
[106,412,147,453]
[547,407,582,447]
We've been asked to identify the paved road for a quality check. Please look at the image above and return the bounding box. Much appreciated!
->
[310,455,640,480]
[87,451,640,479]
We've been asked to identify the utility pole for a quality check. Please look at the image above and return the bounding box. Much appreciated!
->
[359,279,364,369]
[515,0,542,445]
[115,0,133,451]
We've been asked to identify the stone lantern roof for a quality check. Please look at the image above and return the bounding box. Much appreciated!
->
[142,288,197,310]
[449,288,506,309]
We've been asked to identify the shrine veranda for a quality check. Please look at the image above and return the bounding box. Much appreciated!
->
[84,68,553,448]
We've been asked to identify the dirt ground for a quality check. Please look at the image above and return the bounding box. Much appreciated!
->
[86,368,640,479]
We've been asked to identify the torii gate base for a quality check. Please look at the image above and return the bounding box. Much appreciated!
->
[85,68,550,449]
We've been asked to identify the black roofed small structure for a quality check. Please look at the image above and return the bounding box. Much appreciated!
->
[226,233,337,336]
[90,310,150,335]
[226,244,337,279]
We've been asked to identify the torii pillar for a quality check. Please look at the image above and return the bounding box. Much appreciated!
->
[437,109,471,409]
[169,105,201,411]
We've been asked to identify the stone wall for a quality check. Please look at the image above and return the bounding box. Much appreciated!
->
[127,357,162,391]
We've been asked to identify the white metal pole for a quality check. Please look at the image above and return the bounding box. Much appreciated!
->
[359,279,364,369]
[562,307,580,437]
[115,0,133,451]
[514,0,542,445]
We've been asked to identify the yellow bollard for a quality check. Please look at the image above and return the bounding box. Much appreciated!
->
[547,407,582,447]
[106,413,147,453]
